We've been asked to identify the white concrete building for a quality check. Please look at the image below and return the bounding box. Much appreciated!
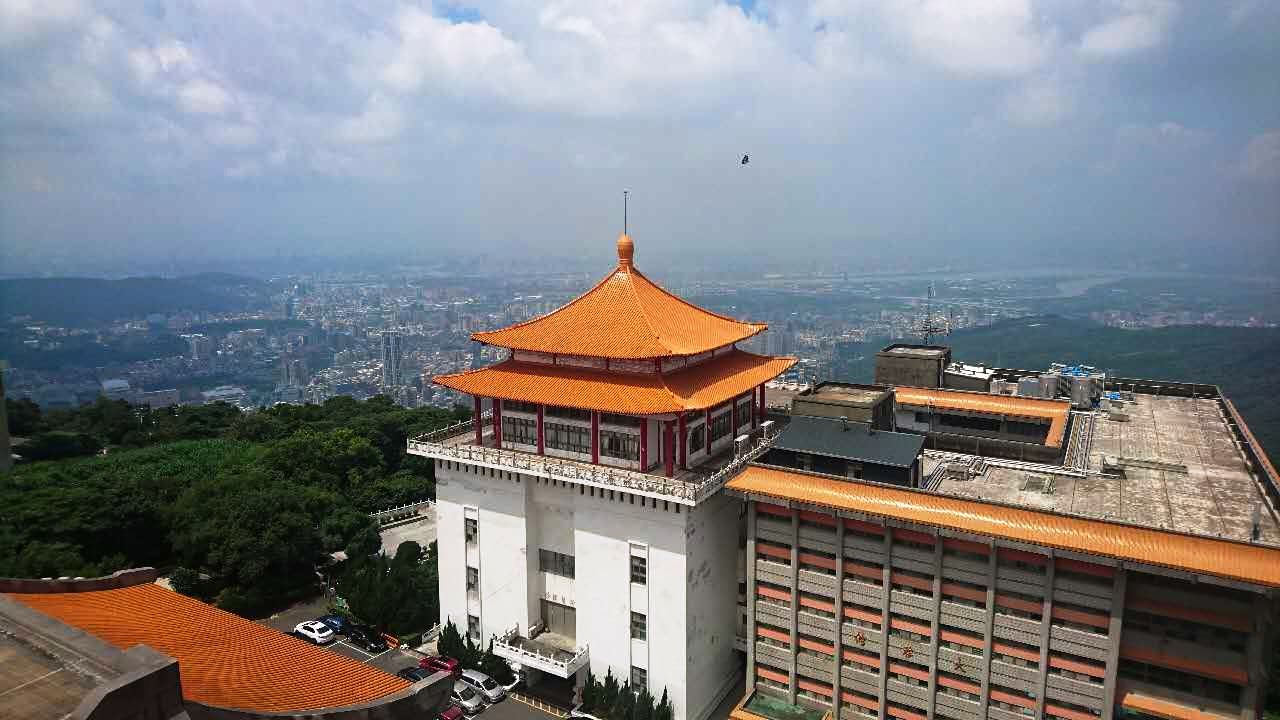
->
[408,233,795,720]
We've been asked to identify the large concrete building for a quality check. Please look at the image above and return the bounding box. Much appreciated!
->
[410,232,796,720]
[725,348,1280,720]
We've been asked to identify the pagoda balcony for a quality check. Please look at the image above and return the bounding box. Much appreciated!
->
[408,413,779,506]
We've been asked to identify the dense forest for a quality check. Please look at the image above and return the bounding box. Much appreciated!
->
[1,396,466,616]
[835,317,1280,455]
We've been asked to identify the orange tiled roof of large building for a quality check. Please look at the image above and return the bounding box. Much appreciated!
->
[727,465,1280,588]
[7,583,411,713]
[893,385,1071,448]
[436,349,796,414]
[471,233,767,359]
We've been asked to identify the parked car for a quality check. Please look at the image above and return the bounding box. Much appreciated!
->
[396,666,434,682]
[451,681,485,715]
[420,655,462,678]
[460,669,506,703]
[570,705,604,720]
[292,621,335,645]
[316,614,352,635]
[347,625,388,653]
[438,704,465,720]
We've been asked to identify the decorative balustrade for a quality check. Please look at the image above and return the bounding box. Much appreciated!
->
[407,418,778,505]
[491,625,590,678]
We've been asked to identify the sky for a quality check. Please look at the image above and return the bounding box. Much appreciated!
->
[1,0,1278,276]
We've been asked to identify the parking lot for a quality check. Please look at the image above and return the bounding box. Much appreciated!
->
[258,596,424,675]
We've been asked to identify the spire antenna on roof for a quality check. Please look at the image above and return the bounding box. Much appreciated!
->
[623,189,629,235]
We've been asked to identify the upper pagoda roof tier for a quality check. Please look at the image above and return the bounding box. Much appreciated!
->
[435,349,796,415]
[471,233,767,359]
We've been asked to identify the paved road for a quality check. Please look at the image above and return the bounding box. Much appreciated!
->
[381,506,438,557]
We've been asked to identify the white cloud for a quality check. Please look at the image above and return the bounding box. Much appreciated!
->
[1236,129,1280,181]
[1006,80,1072,127]
[871,0,1053,77]
[178,79,232,115]
[0,0,86,48]
[1079,0,1177,59]
[206,123,259,148]
[334,95,405,144]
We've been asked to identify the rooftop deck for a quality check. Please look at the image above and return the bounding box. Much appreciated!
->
[931,393,1280,544]
[408,415,778,505]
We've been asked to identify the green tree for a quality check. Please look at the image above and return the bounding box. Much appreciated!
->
[581,672,599,713]
[634,688,654,720]
[479,638,515,685]
[610,681,634,720]
[654,689,673,720]
[439,620,468,663]
[19,431,102,461]
[5,397,42,436]
[601,669,619,717]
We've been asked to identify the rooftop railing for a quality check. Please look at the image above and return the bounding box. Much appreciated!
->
[408,418,777,505]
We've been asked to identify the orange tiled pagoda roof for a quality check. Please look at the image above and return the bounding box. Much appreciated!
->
[9,583,411,712]
[471,233,767,359]
[435,349,795,415]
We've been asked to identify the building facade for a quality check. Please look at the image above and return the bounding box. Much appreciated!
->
[382,329,404,388]
[411,233,796,720]
[729,464,1279,720]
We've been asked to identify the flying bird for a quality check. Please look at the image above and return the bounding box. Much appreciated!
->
[741,154,750,165]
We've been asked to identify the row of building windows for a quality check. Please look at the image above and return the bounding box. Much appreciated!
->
[539,549,576,578]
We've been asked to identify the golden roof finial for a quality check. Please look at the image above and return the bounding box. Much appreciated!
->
[617,232,634,267]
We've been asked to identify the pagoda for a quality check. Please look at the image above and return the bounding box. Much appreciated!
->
[432,232,796,479]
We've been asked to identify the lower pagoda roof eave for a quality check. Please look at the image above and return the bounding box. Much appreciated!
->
[433,351,795,415]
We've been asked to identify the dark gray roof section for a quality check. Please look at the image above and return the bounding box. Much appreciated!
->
[773,415,925,468]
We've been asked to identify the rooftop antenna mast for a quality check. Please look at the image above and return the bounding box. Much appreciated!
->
[623,190,629,235]
[918,282,951,344]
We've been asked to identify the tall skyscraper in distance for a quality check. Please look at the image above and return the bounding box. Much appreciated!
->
[381,329,403,388]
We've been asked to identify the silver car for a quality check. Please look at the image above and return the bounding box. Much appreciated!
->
[452,681,486,715]
[460,669,506,703]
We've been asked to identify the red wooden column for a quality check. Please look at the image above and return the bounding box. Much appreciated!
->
[705,407,712,449]
[678,413,687,469]
[493,399,503,447]
[732,397,739,435]
[758,383,766,420]
[751,390,758,428]
[473,396,484,445]
[591,411,600,464]
[664,420,675,478]
[639,418,649,470]
[536,404,545,455]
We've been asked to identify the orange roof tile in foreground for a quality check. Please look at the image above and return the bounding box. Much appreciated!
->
[8,583,410,712]
[471,234,766,359]
[435,349,796,415]
[893,386,1070,449]
[727,465,1280,588]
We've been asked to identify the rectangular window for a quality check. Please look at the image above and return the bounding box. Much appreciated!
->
[631,612,647,641]
[504,400,539,414]
[601,413,640,428]
[688,424,706,453]
[845,461,863,479]
[600,429,640,460]
[708,411,732,443]
[546,406,591,422]
[631,666,647,688]
[465,517,478,543]
[631,555,648,585]
[539,549,576,578]
[546,421,592,454]
[502,416,538,445]
[914,411,930,424]
[466,567,478,591]
[467,614,480,641]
